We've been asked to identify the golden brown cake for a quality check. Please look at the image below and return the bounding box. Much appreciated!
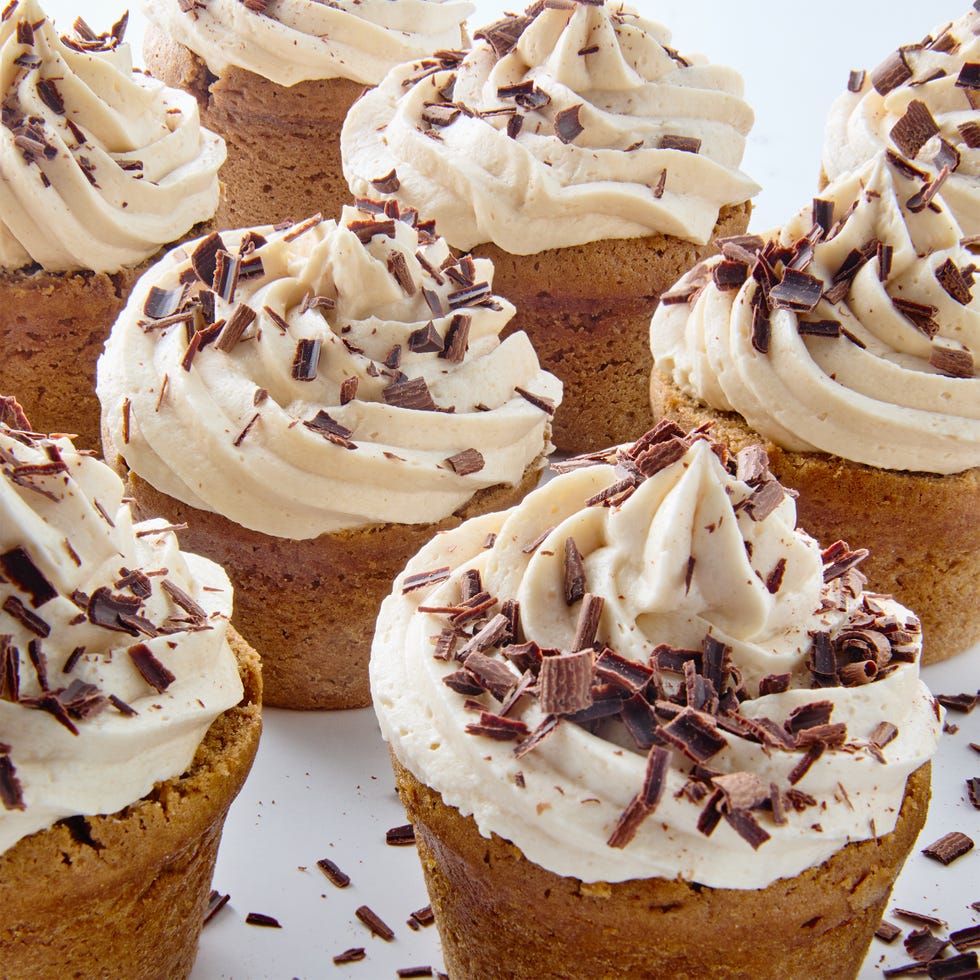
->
[371,424,942,979]
[0,5,224,451]
[0,398,262,978]
[0,630,261,980]
[142,1,474,229]
[99,205,561,710]
[342,2,759,454]
[396,759,930,980]
[475,202,751,451]
[650,153,980,664]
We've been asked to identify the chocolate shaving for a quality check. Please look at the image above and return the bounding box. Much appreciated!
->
[935,258,973,305]
[0,755,24,811]
[875,920,903,943]
[929,346,974,379]
[936,692,977,713]
[554,104,584,144]
[215,304,256,353]
[847,69,866,93]
[770,268,823,313]
[723,808,771,850]
[355,905,394,941]
[291,339,321,381]
[370,168,400,194]
[190,232,225,286]
[1,546,55,608]
[660,708,727,763]
[333,949,366,965]
[466,711,529,741]
[316,857,350,888]
[572,594,604,651]
[712,260,749,291]
[383,377,438,411]
[408,322,444,354]
[444,448,484,475]
[303,411,356,449]
[563,537,586,605]
[160,579,207,622]
[143,284,188,320]
[385,823,416,846]
[751,304,771,354]
[539,649,594,715]
[787,744,824,785]
[905,928,950,963]
[245,912,281,928]
[203,890,230,926]
[658,134,701,153]
[402,567,450,593]
[514,386,556,415]
[890,99,940,159]
[463,652,518,701]
[951,924,980,952]
[798,319,841,338]
[128,643,175,693]
[3,595,50,637]
[871,49,913,95]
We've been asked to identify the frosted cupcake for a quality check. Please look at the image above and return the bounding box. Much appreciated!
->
[0,396,261,979]
[98,202,561,709]
[822,6,979,235]
[143,0,473,228]
[0,2,224,450]
[343,0,759,452]
[372,422,939,979]
[650,151,980,663]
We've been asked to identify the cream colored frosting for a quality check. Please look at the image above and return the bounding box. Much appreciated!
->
[144,0,474,88]
[822,8,980,235]
[651,152,980,474]
[0,1,224,274]
[0,403,243,855]
[98,205,560,539]
[371,433,941,889]
[342,1,758,253]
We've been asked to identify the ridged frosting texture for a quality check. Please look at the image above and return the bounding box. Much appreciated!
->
[144,0,474,88]
[371,428,941,889]
[651,152,980,474]
[0,400,243,856]
[342,1,758,252]
[0,1,224,274]
[98,204,560,538]
[822,7,980,235]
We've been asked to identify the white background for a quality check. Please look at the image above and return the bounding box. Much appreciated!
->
[36,1,979,977]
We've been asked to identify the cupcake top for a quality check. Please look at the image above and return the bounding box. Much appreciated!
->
[341,0,759,253]
[651,151,980,475]
[0,1,225,274]
[144,0,474,88]
[822,7,979,235]
[98,203,560,539]
[0,397,244,855]
[371,424,941,889]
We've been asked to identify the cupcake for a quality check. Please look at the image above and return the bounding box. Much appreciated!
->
[0,2,224,451]
[371,422,939,979]
[98,202,561,710]
[822,6,979,235]
[0,396,261,979]
[143,0,474,229]
[342,1,759,453]
[650,150,980,663]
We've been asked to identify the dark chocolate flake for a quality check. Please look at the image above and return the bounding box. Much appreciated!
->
[890,99,940,159]
[871,49,913,95]
[408,321,444,354]
[875,920,903,943]
[935,258,974,305]
[3,595,50,637]
[291,338,321,381]
[190,232,225,286]
[538,649,593,715]
[303,410,355,449]
[370,168,400,194]
[1,546,56,607]
[0,755,25,811]
[317,857,350,888]
[554,104,584,143]
[444,448,484,475]
[402,567,451,593]
[957,63,980,90]
[563,537,586,605]
[245,912,281,928]
[770,268,823,312]
[658,134,701,153]
[385,823,416,846]
[383,376,438,411]
[215,304,257,353]
[128,643,175,693]
[355,904,395,941]
[203,890,231,926]
[333,948,366,965]
[922,831,973,866]
[930,346,974,379]
[515,386,556,415]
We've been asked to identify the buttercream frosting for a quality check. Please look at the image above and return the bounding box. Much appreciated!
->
[822,7,980,236]
[371,426,940,889]
[651,151,980,474]
[0,1,224,274]
[97,203,560,539]
[143,0,474,88]
[342,1,758,252]
[0,397,243,856]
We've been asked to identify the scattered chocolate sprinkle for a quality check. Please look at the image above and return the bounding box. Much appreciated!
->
[356,905,395,941]
[3,595,50,637]
[397,969,433,979]
[908,166,951,212]
[951,924,980,952]
[967,778,980,810]
[385,824,416,846]
[935,138,961,174]
[925,952,980,978]
[203,890,230,926]
[233,413,260,448]
[338,376,358,406]
[108,694,137,717]
[712,260,749,291]
[563,537,586,605]
[128,643,175,693]
[245,912,281,928]
[410,905,435,928]
[371,168,400,194]
[316,857,350,888]
[660,708,727,763]
[750,304,771,354]
[190,232,225,286]
[539,650,593,716]
[475,12,534,58]
[515,386,556,415]
[303,410,355,449]
[930,346,974,379]
[333,948,366,965]
[890,100,940,159]
[723,808,771,850]
[957,63,980,90]
[894,909,946,930]
[143,284,188,320]
[923,832,974,866]
[871,49,913,95]
[0,755,24,811]
[554,104,584,143]
[572,594,604,651]
[770,268,823,312]
[659,134,701,154]
[408,322,444,354]
[765,558,787,595]
[937,693,977,713]
[160,579,207,622]
[652,168,667,198]
[905,927,950,963]
[847,69,866,92]
[466,710,529,741]
[444,448,484,475]
[876,920,903,943]
[742,479,784,522]
[798,319,841,338]
[387,251,417,296]
[936,258,974,305]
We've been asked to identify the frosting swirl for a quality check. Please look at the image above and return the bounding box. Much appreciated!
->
[822,8,980,236]
[97,204,560,538]
[342,1,758,252]
[651,152,980,474]
[371,428,940,889]
[143,0,474,88]
[0,1,224,274]
[0,398,243,856]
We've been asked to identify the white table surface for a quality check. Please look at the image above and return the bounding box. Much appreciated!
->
[34,1,979,976]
